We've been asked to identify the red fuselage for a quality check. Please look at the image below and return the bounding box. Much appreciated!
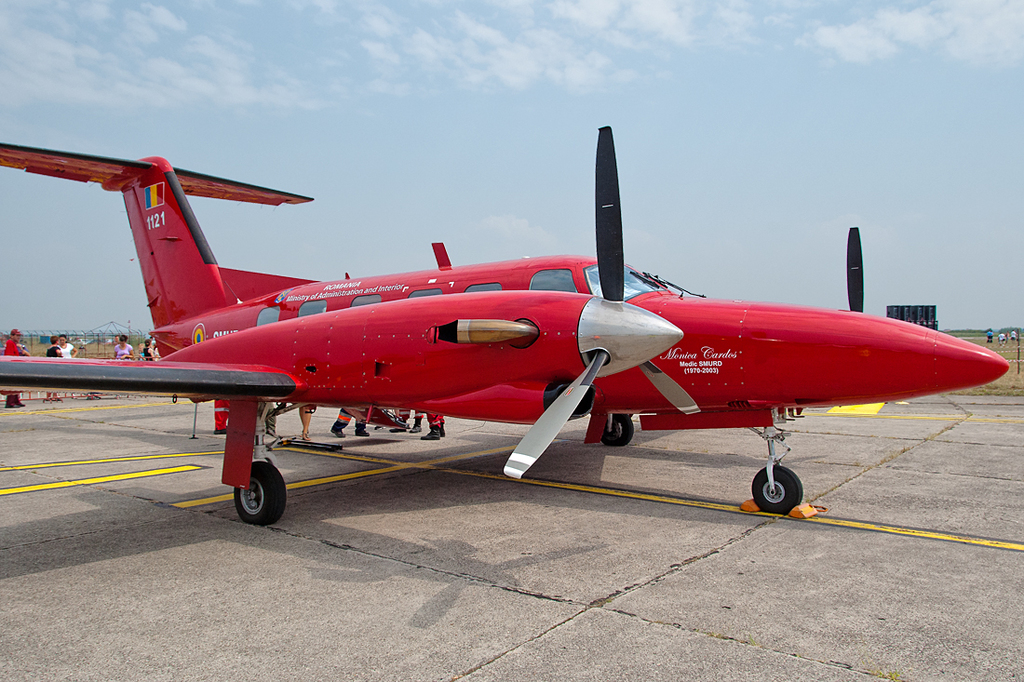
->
[154,255,1008,427]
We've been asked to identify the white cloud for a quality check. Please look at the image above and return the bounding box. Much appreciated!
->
[77,0,114,22]
[361,6,403,38]
[549,0,700,45]
[811,21,900,63]
[0,6,317,109]
[395,10,630,92]
[809,0,1024,66]
[363,39,402,66]
[123,3,187,45]
[5,0,1020,111]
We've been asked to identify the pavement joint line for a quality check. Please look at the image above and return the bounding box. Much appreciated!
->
[0,465,206,496]
[603,607,868,678]
[451,609,588,680]
[248,525,587,614]
[0,401,174,417]
[453,524,785,678]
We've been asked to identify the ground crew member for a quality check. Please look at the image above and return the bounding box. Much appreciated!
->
[214,399,230,434]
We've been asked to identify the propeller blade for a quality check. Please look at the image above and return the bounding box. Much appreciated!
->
[596,127,624,302]
[847,227,864,313]
[639,361,700,414]
[504,350,609,479]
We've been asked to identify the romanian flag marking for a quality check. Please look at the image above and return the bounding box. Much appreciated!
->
[143,183,164,209]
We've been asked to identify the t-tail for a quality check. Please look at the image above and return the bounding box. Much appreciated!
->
[0,143,312,328]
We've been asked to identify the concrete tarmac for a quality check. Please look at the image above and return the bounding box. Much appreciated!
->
[1,394,1022,681]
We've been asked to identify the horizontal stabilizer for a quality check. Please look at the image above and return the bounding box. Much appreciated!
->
[0,358,299,399]
[0,142,312,206]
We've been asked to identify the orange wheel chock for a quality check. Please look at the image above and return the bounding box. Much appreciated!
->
[740,499,761,513]
[787,503,819,519]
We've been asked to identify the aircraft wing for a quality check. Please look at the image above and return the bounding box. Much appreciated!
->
[0,358,301,400]
[0,143,312,206]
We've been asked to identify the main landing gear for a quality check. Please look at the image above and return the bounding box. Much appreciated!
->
[223,401,288,526]
[749,426,803,514]
[234,460,287,525]
[601,413,635,446]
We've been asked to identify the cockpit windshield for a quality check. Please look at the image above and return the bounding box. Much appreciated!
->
[583,265,662,300]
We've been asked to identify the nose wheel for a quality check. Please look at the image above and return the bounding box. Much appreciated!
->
[749,426,803,515]
[751,465,803,514]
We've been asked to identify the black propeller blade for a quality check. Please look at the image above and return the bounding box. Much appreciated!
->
[502,127,699,479]
[595,126,624,302]
[847,227,863,313]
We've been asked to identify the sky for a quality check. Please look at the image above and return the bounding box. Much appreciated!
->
[1,0,1021,331]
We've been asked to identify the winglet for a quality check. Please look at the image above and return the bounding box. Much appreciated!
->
[432,242,452,270]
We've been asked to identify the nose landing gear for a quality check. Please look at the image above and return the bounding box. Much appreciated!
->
[749,426,803,515]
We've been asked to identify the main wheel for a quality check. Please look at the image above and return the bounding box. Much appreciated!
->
[601,414,635,447]
[234,460,287,525]
[751,465,803,515]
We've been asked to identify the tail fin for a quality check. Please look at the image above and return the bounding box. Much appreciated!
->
[0,143,312,327]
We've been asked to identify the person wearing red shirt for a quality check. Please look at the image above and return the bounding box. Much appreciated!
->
[4,329,29,408]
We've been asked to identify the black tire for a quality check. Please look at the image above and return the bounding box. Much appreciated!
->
[751,465,803,515]
[233,460,287,525]
[601,414,635,447]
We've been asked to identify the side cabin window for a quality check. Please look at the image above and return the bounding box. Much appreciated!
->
[298,300,327,317]
[408,288,442,298]
[465,282,502,292]
[529,269,577,293]
[256,307,280,326]
[352,294,382,307]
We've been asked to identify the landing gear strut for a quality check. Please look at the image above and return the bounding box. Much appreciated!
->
[601,414,634,446]
[226,401,287,526]
[749,426,803,514]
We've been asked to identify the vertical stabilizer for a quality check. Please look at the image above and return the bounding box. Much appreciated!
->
[0,143,313,328]
[122,157,228,326]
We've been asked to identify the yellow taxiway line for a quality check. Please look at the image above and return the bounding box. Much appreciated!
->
[806,516,1024,552]
[172,446,516,508]
[170,446,1024,552]
[0,401,174,417]
[809,403,1024,424]
[0,465,204,496]
[440,468,1024,551]
[0,451,222,472]
[827,403,885,415]
[8,434,1018,552]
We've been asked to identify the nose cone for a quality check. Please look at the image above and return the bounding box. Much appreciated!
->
[934,334,1009,392]
[577,298,684,376]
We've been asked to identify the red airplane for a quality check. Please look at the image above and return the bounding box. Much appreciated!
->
[0,129,1008,526]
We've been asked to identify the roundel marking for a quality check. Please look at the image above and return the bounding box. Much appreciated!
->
[192,323,207,345]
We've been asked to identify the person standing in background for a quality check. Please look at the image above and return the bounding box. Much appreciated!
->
[4,329,29,408]
[58,334,77,359]
[44,336,63,402]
